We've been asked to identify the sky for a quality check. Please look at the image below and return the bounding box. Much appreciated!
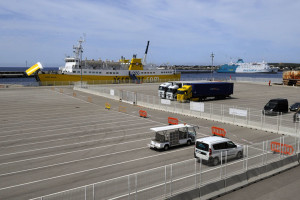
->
[0,0,300,67]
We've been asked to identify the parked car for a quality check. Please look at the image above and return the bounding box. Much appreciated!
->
[294,110,300,122]
[194,136,243,166]
[290,102,300,111]
[263,98,289,115]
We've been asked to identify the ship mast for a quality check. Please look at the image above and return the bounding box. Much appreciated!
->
[143,41,150,65]
[73,36,85,69]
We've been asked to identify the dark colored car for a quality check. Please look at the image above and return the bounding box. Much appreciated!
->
[263,98,289,115]
[290,102,300,111]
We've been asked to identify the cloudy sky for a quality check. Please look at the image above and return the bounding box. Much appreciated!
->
[1,0,299,67]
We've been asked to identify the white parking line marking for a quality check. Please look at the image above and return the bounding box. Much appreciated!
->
[0,147,193,191]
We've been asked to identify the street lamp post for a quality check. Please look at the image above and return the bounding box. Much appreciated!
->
[210,52,214,81]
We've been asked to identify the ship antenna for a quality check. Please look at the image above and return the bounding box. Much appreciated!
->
[143,41,150,65]
[210,52,214,81]
[73,35,85,69]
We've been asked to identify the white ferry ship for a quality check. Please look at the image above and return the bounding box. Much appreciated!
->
[217,59,278,73]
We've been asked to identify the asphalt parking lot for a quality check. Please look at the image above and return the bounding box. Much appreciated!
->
[0,83,298,199]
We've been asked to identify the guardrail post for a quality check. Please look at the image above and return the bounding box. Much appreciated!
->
[220,151,223,179]
[85,186,87,200]
[261,111,263,129]
[262,141,265,166]
[128,175,131,200]
[210,103,212,119]
[170,164,173,197]
[195,158,197,188]
[135,174,137,200]
[246,145,248,171]
[265,140,268,165]
[224,151,228,191]
[93,184,95,200]
[165,166,167,199]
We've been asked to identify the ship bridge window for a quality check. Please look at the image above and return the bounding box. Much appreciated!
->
[106,72,109,74]
[110,72,112,74]
[73,71,76,73]
[116,72,119,74]
[96,72,98,74]
[113,72,115,74]
[84,71,87,74]
[77,71,80,73]
[92,71,95,74]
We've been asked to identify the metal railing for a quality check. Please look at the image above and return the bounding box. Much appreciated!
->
[31,136,300,200]
[75,85,300,137]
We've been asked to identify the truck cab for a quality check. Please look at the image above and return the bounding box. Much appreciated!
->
[158,82,172,99]
[166,84,180,100]
[149,124,197,150]
[177,85,192,102]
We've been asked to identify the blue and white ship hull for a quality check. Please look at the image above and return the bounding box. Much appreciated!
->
[217,59,278,73]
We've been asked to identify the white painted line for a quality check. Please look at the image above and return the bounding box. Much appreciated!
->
[0,130,154,157]
[0,146,148,177]
[0,114,151,139]
[0,119,156,145]
[0,114,132,135]
[0,138,151,166]
[0,146,194,191]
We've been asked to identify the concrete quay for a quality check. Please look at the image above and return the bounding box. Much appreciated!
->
[0,82,299,200]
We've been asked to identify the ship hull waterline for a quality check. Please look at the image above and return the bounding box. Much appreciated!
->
[38,73,181,85]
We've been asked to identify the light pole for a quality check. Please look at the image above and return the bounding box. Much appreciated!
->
[210,52,214,81]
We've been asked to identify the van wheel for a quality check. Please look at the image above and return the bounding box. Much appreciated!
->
[187,140,191,146]
[164,145,169,151]
[236,151,243,159]
[212,157,219,166]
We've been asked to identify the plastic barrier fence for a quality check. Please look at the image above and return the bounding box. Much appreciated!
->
[270,142,294,155]
[168,117,178,125]
[211,126,227,137]
[139,110,147,118]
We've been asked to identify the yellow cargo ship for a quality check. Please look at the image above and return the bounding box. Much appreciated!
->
[27,39,180,86]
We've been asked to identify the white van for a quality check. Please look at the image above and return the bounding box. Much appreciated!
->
[194,136,243,166]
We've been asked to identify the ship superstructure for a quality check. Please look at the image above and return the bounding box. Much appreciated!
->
[217,59,278,73]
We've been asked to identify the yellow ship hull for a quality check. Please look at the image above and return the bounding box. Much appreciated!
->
[38,73,181,86]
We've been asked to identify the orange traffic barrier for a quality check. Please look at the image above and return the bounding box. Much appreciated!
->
[87,96,92,103]
[168,117,178,125]
[270,142,294,155]
[73,92,77,97]
[211,126,227,137]
[139,110,147,118]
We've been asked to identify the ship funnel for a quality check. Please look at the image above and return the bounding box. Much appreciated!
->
[143,41,150,65]
[25,62,43,76]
